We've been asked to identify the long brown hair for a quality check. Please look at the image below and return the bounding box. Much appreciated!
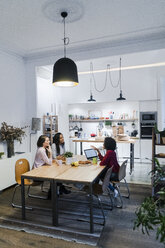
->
[37,135,49,156]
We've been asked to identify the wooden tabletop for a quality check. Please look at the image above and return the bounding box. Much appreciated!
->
[22,162,71,179]
[22,157,104,183]
[56,164,105,183]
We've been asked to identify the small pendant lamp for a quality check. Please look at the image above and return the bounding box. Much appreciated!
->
[53,12,79,87]
[116,58,126,101]
[88,79,96,102]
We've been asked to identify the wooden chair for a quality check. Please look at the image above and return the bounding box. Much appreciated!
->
[110,160,130,208]
[12,159,47,209]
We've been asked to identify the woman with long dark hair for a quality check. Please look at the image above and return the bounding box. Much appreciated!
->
[52,132,70,195]
[33,135,52,169]
[92,137,120,197]
[52,132,65,159]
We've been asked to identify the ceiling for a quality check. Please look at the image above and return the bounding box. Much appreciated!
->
[0,0,165,58]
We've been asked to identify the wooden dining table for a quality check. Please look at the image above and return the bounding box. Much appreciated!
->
[21,158,105,233]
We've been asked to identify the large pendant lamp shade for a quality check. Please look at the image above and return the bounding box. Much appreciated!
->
[53,11,79,87]
[53,57,78,86]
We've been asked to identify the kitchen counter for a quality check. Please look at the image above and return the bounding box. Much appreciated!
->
[72,138,137,174]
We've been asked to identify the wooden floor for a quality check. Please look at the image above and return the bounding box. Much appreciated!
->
[0,183,163,248]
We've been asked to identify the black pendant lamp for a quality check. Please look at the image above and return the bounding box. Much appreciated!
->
[88,79,96,102]
[53,12,79,87]
[116,58,126,101]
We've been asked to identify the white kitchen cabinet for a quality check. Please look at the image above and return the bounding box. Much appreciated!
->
[0,153,32,191]
[140,139,152,162]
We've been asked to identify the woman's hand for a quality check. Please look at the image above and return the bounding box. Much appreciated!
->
[46,145,52,154]
[91,145,100,153]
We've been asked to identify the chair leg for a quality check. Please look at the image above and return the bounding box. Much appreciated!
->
[27,185,48,200]
[124,178,130,198]
[12,184,32,210]
[41,181,49,193]
[97,196,105,225]
[115,185,123,208]
[107,188,113,210]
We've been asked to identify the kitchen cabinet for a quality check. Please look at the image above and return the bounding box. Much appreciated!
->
[43,115,58,144]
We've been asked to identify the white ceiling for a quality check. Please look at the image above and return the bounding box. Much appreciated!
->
[0,0,165,58]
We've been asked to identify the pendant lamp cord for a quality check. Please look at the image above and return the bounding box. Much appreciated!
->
[63,16,69,57]
[90,62,107,92]
[109,58,121,89]
[90,58,122,92]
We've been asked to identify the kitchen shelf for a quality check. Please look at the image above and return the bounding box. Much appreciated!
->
[69,118,138,122]
[155,154,165,158]
[43,115,58,144]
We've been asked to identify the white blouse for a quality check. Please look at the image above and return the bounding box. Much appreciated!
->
[52,143,65,159]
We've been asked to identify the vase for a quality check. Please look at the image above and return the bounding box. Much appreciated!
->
[7,140,14,158]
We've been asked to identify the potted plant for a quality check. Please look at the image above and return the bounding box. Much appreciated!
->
[134,158,165,245]
[0,122,26,158]
[64,151,73,164]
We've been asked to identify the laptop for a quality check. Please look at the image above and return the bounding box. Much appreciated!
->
[84,149,98,160]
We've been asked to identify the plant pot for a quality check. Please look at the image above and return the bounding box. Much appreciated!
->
[7,140,14,158]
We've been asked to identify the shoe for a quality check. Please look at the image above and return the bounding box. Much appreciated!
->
[59,185,71,195]
[114,189,119,198]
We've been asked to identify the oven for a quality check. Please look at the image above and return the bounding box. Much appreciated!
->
[140,112,157,139]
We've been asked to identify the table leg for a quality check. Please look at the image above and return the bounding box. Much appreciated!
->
[75,142,77,155]
[21,176,25,219]
[130,143,134,174]
[80,142,83,155]
[89,184,94,233]
[52,180,58,226]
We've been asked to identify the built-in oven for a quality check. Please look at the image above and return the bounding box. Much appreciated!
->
[140,112,157,139]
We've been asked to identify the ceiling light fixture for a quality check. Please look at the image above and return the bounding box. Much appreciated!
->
[52,12,79,87]
[88,79,96,102]
[116,58,126,101]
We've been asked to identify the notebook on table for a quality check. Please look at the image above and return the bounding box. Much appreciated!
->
[84,149,98,160]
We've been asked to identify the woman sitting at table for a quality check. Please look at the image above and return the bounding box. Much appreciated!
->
[91,137,120,197]
[52,132,65,159]
[33,135,52,169]
[52,132,71,195]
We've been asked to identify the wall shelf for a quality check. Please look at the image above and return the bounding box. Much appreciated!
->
[43,115,58,144]
[69,118,138,123]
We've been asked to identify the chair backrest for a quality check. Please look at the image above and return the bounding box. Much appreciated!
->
[15,159,30,184]
[102,166,113,193]
[118,160,128,181]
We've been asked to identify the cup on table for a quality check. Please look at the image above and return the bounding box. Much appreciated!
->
[93,157,97,165]
[57,160,62,166]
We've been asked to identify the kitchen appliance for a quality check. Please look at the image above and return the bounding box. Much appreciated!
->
[140,112,157,139]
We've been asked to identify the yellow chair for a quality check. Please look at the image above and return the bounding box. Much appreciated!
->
[12,159,33,208]
[12,159,47,209]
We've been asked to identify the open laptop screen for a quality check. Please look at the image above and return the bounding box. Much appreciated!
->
[84,149,98,160]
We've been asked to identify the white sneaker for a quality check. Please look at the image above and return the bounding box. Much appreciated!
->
[114,189,119,198]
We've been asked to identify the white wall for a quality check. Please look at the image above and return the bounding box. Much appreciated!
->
[0,50,29,155]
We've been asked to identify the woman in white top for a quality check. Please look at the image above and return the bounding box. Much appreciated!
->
[52,132,70,195]
[33,135,52,169]
[52,132,65,159]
